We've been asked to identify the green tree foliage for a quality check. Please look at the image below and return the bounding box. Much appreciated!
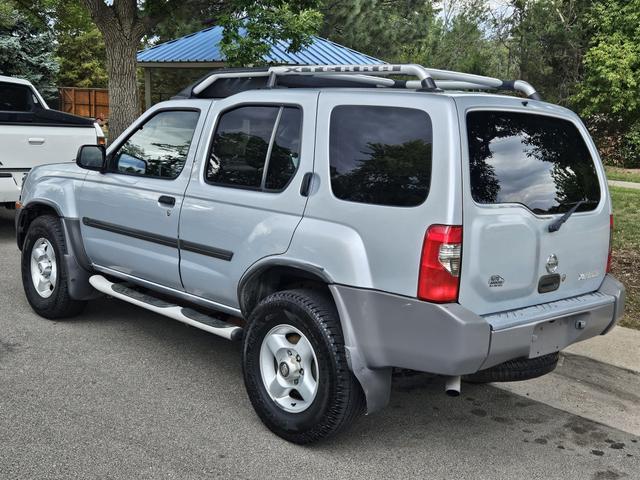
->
[411,2,498,76]
[220,2,323,66]
[54,1,107,88]
[507,0,592,105]
[574,0,640,120]
[0,4,58,100]
[573,0,640,167]
[321,0,434,62]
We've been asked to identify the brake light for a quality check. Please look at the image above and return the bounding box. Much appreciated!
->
[418,225,463,303]
[607,214,613,273]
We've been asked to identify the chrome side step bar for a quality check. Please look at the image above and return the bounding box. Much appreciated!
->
[89,275,243,341]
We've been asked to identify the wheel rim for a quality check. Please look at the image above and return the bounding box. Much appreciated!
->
[30,237,57,299]
[259,322,319,413]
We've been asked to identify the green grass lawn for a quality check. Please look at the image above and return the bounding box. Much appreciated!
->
[605,166,640,183]
[610,186,640,329]
[610,187,640,250]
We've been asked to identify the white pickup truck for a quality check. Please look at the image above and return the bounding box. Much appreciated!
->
[0,75,104,208]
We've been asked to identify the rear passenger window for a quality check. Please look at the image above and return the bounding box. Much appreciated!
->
[207,105,302,191]
[329,106,433,207]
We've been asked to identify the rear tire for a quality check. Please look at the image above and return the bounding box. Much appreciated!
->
[21,215,86,319]
[242,289,364,444]
[464,352,559,383]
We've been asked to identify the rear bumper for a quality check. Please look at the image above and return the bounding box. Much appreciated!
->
[480,276,623,369]
[331,274,624,411]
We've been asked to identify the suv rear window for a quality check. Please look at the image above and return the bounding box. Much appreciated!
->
[467,111,601,214]
[329,106,432,207]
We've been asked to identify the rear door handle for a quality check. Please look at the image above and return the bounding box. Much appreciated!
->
[28,138,45,145]
[300,172,314,197]
[158,195,176,207]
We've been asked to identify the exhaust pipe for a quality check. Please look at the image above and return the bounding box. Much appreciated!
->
[445,376,461,397]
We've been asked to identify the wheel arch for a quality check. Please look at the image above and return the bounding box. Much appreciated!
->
[16,201,63,251]
[238,259,334,318]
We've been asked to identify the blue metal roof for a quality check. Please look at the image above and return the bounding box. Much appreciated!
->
[137,26,382,65]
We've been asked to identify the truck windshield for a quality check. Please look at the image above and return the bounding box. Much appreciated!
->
[467,111,601,215]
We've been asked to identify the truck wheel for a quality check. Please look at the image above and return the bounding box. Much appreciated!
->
[242,289,364,444]
[21,215,86,319]
[464,352,559,383]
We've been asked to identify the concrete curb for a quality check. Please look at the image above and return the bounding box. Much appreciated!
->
[564,325,640,374]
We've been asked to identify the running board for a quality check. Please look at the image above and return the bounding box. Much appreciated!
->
[89,275,243,341]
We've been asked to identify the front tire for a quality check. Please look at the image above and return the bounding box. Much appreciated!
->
[21,215,86,319]
[242,289,364,444]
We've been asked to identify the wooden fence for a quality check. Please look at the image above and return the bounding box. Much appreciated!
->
[59,87,109,120]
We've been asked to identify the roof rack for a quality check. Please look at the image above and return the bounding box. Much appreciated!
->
[187,64,542,101]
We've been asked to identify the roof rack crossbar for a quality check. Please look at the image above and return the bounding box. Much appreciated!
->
[192,70,271,95]
[190,64,541,100]
[192,63,438,95]
[268,64,438,91]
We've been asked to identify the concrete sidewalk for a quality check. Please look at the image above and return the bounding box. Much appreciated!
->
[566,325,640,373]
[497,325,640,436]
[608,179,640,190]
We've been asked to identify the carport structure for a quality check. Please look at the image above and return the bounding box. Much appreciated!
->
[137,26,383,109]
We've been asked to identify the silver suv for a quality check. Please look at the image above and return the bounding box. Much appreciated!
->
[16,64,625,443]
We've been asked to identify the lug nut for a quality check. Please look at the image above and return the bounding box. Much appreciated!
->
[287,350,292,356]
[299,368,304,375]
[296,355,301,362]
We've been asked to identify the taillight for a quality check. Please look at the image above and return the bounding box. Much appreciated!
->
[607,214,613,273]
[418,225,463,303]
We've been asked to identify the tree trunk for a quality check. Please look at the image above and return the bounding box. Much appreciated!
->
[82,0,144,142]
[102,32,140,141]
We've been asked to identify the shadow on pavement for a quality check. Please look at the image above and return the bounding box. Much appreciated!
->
[0,208,16,243]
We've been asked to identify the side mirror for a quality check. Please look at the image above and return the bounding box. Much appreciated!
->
[76,145,106,172]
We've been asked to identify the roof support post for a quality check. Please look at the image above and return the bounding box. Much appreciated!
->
[144,67,152,111]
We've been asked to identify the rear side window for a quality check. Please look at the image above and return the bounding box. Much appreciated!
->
[0,82,34,112]
[329,106,432,207]
[467,111,601,214]
[207,105,302,191]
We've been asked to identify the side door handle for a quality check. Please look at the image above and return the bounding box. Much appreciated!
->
[300,172,314,197]
[158,195,176,207]
[28,138,45,145]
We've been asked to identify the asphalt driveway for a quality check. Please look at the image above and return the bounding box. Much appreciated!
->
[1,209,638,480]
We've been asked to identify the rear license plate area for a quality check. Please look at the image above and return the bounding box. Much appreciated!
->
[529,316,579,358]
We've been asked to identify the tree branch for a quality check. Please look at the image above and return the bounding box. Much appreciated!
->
[81,0,114,28]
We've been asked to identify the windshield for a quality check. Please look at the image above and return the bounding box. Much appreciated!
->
[467,111,601,214]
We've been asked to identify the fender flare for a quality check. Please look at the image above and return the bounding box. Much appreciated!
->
[237,257,334,316]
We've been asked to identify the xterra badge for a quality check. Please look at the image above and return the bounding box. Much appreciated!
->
[489,275,504,288]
